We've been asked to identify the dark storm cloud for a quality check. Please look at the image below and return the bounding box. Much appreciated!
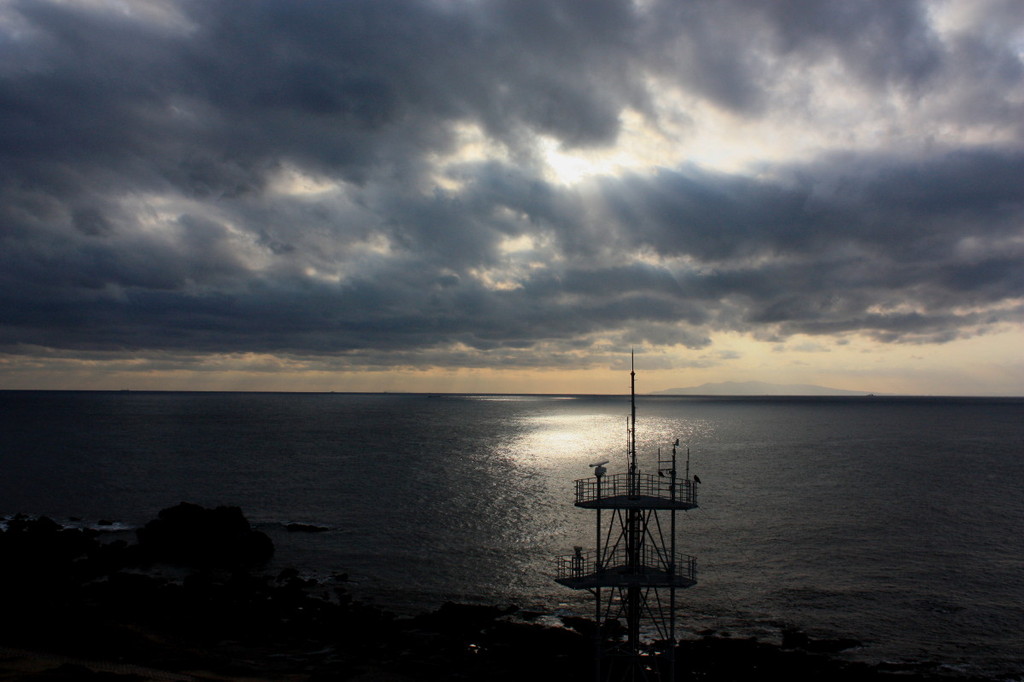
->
[640,0,945,114]
[1,0,1022,370]
[604,149,1024,340]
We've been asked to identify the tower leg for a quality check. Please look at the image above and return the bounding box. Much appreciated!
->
[594,586,602,682]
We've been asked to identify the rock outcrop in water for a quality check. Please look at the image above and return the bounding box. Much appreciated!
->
[135,501,274,568]
[0,505,996,681]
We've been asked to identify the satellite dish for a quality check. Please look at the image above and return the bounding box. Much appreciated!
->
[590,460,609,468]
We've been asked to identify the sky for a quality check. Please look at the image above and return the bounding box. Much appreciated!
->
[1,0,1023,395]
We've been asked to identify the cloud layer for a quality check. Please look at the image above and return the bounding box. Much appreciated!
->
[2,0,1022,376]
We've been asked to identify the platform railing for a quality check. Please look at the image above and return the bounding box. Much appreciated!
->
[574,473,696,506]
[555,546,697,583]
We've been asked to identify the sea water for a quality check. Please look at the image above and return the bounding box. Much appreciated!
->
[1,391,1022,678]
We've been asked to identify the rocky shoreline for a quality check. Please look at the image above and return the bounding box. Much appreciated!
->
[0,505,998,681]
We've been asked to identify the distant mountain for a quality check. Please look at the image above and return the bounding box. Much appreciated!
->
[652,381,871,396]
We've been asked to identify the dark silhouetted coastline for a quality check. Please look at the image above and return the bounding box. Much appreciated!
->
[0,505,1005,681]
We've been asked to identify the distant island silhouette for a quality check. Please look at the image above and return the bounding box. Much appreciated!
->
[653,381,872,396]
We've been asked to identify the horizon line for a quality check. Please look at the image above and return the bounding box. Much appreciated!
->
[2,389,1021,399]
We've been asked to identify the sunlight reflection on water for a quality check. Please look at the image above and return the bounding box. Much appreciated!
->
[511,412,626,466]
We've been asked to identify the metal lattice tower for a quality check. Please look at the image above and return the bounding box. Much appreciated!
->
[555,357,699,682]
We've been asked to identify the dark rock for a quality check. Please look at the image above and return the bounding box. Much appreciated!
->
[560,615,596,637]
[804,636,862,654]
[782,627,861,653]
[277,567,301,582]
[285,522,329,533]
[8,514,62,535]
[782,627,810,649]
[136,502,273,569]
[36,663,141,681]
[410,601,515,637]
[0,514,101,600]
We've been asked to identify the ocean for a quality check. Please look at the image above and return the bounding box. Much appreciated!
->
[1,390,1022,678]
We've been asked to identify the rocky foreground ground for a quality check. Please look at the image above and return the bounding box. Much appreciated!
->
[0,504,994,681]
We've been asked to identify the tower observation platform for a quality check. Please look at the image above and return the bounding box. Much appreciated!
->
[554,545,697,590]
[573,473,698,510]
[554,356,700,682]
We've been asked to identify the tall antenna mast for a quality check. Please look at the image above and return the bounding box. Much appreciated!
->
[555,357,701,681]
[629,349,637,478]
